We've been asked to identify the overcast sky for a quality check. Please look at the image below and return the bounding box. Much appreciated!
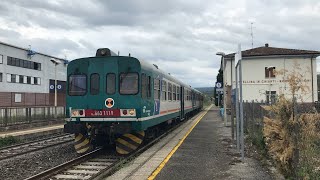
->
[0,0,319,87]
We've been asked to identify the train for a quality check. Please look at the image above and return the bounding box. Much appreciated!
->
[64,48,204,155]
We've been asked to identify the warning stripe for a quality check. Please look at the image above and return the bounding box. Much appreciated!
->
[77,146,91,154]
[116,146,129,155]
[75,134,86,144]
[116,140,135,154]
[116,138,138,150]
[75,138,90,150]
[120,135,141,147]
[128,132,144,141]
[116,131,145,155]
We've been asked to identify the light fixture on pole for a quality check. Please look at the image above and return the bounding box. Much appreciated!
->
[50,58,61,119]
[216,52,227,126]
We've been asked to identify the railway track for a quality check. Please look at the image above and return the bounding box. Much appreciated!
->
[0,134,74,161]
[25,115,197,180]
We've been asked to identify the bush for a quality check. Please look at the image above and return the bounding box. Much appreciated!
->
[0,136,20,148]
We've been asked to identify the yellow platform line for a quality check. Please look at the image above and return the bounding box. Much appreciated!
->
[148,105,213,180]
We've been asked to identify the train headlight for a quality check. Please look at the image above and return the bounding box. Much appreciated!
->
[129,109,135,115]
[71,109,85,117]
[121,109,136,117]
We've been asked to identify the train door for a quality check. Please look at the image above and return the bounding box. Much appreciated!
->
[192,92,196,108]
[180,86,184,120]
[87,58,118,110]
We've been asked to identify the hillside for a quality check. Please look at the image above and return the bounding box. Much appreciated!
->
[195,87,214,95]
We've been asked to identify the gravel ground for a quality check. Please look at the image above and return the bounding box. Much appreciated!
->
[0,141,77,180]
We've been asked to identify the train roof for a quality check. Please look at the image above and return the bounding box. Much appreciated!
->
[138,58,202,94]
[69,55,203,95]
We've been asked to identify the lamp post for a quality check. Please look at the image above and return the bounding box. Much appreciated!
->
[216,52,226,126]
[50,58,61,119]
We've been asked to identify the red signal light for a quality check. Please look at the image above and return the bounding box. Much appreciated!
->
[123,110,127,115]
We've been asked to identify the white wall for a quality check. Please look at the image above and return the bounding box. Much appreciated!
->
[224,56,317,103]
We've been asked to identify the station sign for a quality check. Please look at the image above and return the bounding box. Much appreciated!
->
[49,79,66,93]
[215,82,223,94]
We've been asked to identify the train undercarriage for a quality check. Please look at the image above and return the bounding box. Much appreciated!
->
[64,111,198,155]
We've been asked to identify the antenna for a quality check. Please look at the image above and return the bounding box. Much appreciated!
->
[250,22,255,49]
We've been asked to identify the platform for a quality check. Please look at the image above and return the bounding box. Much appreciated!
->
[0,124,64,140]
[107,105,276,180]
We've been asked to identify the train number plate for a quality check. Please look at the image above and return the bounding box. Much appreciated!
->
[85,109,120,117]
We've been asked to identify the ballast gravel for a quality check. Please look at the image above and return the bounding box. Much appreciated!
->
[0,141,77,180]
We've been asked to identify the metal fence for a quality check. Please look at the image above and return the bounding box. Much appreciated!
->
[0,106,65,126]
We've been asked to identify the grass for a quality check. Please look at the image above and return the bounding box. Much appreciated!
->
[0,136,21,148]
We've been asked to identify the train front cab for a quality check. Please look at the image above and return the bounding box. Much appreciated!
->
[65,56,149,154]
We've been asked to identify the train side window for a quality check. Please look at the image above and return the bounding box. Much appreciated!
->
[119,73,139,95]
[184,89,187,101]
[177,86,180,100]
[106,73,116,94]
[162,80,167,101]
[173,85,176,101]
[141,73,147,98]
[69,74,87,96]
[168,83,172,101]
[147,76,151,98]
[154,78,160,100]
[90,73,100,95]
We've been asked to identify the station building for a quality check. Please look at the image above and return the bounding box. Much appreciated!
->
[0,41,68,107]
[220,44,320,114]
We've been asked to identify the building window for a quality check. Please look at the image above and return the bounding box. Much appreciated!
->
[266,91,277,104]
[0,73,2,82]
[35,77,41,85]
[15,93,22,103]
[162,80,167,101]
[0,54,3,64]
[27,76,31,84]
[11,74,16,83]
[19,75,24,83]
[106,73,116,94]
[7,56,41,71]
[154,78,160,100]
[265,67,276,78]
[7,56,12,65]
[90,73,100,95]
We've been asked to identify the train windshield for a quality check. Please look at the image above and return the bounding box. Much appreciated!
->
[119,73,138,94]
[69,75,87,96]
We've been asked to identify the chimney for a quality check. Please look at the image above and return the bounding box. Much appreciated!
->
[265,43,269,47]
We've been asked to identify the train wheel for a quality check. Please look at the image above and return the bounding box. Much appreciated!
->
[116,131,145,155]
[74,133,93,154]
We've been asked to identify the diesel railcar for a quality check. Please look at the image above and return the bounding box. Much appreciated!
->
[64,48,204,154]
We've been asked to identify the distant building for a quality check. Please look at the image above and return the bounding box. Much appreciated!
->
[220,44,320,111]
[0,41,68,107]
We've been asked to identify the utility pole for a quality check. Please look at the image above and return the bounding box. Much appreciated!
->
[250,22,254,49]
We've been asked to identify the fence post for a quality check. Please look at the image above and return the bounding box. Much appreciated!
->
[251,100,254,139]
[293,97,299,178]
[4,108,8,126]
